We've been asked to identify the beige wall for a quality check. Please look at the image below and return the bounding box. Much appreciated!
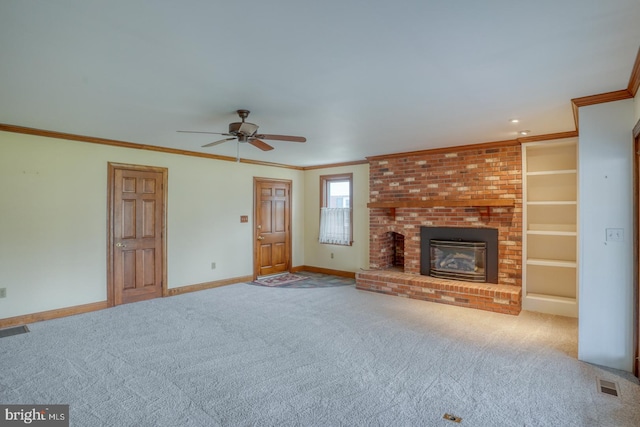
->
[302,164,370,273]
[0,131,305,318]
[578,99,636,371]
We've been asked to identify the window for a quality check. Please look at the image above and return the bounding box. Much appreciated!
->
[319,173,353,245]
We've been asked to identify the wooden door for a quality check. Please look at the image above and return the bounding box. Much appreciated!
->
[108,163,167,306]
[254,178,291,278]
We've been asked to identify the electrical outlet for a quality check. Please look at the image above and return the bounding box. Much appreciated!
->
[0,288,6,298]
[606,228,624,242]
[211,262,216,269]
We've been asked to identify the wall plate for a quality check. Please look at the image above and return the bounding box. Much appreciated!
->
[605,228,624,242]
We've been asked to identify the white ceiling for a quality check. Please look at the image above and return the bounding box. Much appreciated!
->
[1,1,639,167]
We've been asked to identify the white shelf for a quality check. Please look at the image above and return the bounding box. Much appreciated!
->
[528,223,576,233]
[526,169,577,176]
[526,293,577,304]
[527,230,577,236]
[527,201,576,206]
[527,258,576,268]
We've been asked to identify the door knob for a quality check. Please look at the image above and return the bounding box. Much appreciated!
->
[257,236,265,240]
[115,242,127,247]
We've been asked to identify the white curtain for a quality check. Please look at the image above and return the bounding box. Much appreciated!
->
[319,207,351,245]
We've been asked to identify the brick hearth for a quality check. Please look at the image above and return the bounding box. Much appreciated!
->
[356,270,521,315]
[358,142,523,315]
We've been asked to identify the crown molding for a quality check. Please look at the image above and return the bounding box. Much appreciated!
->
[571,89,633,108]
[366,139,519,161]
[517,130,579,143]
[0,123,304,170]
[570,46,640,129]
[302,159,369,170]
[570,90,633,130]
[365,130,583,161]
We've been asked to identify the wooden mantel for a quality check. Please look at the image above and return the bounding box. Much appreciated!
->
[367,199,514,220]
[367,199,514,208]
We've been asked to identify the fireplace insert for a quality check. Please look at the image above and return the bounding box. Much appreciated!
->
[430,239,486,282]
[420,226,498,283]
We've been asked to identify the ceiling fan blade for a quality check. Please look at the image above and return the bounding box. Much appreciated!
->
[248,138,274,151]
[202,137,236,148]
[177,130,233,136]
[255,134,306,143]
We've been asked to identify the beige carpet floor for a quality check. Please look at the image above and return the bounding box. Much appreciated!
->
[1,279,639,426]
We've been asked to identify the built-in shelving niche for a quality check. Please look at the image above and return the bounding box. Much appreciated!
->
[522,138,578,317]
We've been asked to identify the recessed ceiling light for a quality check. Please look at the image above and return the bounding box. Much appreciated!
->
[509,118,520,123]
[519,130,531,136]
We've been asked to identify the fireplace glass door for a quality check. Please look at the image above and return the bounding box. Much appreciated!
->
[429,240,487,282]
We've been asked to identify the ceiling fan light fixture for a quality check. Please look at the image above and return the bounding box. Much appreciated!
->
[230,121,259,136]
[178,108,306,152]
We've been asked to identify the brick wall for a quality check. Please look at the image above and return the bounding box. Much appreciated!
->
[367,143,522,287]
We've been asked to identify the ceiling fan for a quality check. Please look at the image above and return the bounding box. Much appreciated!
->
[177,109,306,152]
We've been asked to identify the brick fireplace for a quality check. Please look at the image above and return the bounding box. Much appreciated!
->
[356,142,523,315]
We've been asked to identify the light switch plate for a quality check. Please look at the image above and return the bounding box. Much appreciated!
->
[606,228,624,242]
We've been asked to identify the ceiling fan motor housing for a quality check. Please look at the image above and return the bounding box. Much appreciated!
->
[229,121,258,136]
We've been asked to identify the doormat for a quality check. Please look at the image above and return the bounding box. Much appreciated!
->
[252,273,308,287]
[0,325,30,339]
[249,272,355,288]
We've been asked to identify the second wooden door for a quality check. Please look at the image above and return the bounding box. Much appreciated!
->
[254,178,291,278]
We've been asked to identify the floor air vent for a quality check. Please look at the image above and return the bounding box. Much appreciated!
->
[597,378,620,397]
[0,325,30,338]
[443,413,462,423]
